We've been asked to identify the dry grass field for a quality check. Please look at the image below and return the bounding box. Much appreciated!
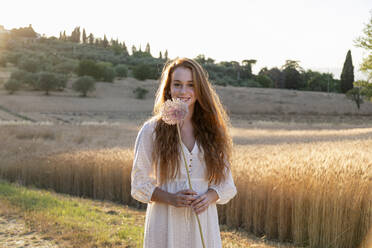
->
[0,74,371,247]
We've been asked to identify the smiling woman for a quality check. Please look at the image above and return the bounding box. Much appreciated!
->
[131,57,237,248]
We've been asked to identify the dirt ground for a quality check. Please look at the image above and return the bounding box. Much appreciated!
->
[0,214,59,248]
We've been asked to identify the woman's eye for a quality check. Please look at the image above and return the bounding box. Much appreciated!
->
[174,83,180,87]
[188,84,194,87]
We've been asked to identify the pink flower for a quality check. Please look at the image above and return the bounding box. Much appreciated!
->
[160,99,188,125]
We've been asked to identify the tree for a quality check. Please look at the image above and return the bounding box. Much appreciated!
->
[82,28,87,44]
[76,59,102,80]
[281,60,304,89]
[102,35,109,48]
[354,80,372,101]
[260,67,285,88]
[88,33,94,45]
[133,64,157,80]
[115,64,128,78]
[354,12,372,81]
[346,87,363,110]
[72,76,96,97]
[69,27,81,43]
[340,50,354,93]
[145,42,151,56]
[159,51,162,59]
[37,72,59,95]
[4,79,21,94]
[164,50,168,60]
[241,59,256,79]
[121,42,129,56]
[256,74,274,88]
[132,45,137,55]
[133,86,148,99]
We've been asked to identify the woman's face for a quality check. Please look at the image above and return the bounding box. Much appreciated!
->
[170,67,197,108]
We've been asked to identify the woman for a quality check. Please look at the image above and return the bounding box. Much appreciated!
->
[131,57,237,248]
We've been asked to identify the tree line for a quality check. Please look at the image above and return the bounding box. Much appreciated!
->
[0,20,371,106]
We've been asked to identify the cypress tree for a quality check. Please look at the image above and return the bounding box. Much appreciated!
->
[340,50,354,93]
[145,42,151,55]
[164,50,168,60]
[122,42,129,56]
[102,35,109,48]
[82,29,87,44]
[88,33,94,45]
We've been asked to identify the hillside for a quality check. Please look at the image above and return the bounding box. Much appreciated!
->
[0,73,371,124]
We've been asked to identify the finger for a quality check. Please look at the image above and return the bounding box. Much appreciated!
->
[194,198,207,210]
[195,202,209,214]
[191,195,206,207]
[195,205,208,215]
[183,189,198,195]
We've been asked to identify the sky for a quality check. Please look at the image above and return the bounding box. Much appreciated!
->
[1,0,371,79]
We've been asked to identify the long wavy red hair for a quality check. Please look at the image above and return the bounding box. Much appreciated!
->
[152,57,232,185]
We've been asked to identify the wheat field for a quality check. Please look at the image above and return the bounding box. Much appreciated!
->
[0,120,371,248]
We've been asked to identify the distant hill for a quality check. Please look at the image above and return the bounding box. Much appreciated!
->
[0,76,371,124]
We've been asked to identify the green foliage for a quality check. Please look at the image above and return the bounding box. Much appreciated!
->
[55,73,68,90]
[23,72,39,89]
[354,12,372,81]
[133,86,148,99]
[102,66,115,82]
[5,52,23,65]
[346,87,363,110]
[76,59,102,80]
[340,50,354,93]
[240,79,262,87]
[354,80,372,101]
[115,64,128,78]
[72,76,96,97]
[53,60,78,75]
[97,61,115,82]
[19,57,40,73]
[37,71,59,95]
[256,74,274,88]
[4,78,21,94]
[132,64,157,81]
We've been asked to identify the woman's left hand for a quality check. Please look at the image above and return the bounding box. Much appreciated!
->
[191,189,219,215]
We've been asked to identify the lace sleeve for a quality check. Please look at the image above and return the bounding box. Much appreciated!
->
[131,121,157,204]
[208,160,237,204]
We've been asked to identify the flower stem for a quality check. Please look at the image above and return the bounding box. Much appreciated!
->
[177,124,206,248]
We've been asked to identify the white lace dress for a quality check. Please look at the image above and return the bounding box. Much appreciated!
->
[131,119,237,248]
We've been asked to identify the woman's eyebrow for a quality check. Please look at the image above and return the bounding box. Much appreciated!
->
[174,80,193,83]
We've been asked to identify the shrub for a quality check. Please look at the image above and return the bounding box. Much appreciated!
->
[55,73,68,91]
[10,69,29,83]
[72,76,96,97]
[133,86,148,99]
[346,87,363,110]
[102,66,115,82]
[115,64,128,78]
[256,74,274,88]
[53,60,78,75]
[23,72,39,89]
[133,64,157,81]
[18,58,40,73]
[76,59,102,80]
[4,79,21,94]
[5,52,22,65]
[37,71,59,95]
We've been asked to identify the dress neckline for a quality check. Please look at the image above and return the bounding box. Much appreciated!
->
[181,140,197,154]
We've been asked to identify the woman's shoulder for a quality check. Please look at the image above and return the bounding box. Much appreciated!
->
[138,116,159,137]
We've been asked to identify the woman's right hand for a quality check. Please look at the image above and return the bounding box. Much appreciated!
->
[170,189,197,207]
